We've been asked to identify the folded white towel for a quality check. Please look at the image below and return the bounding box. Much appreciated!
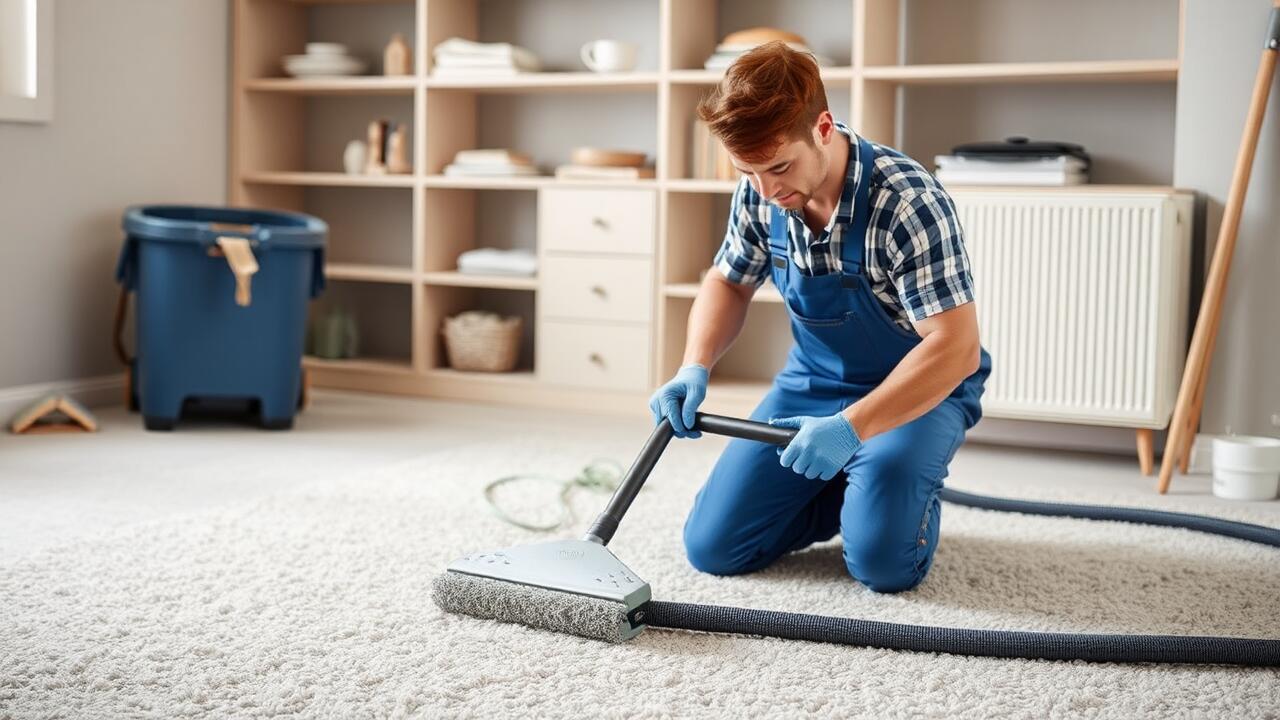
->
[455,149,533,166]
[934,155,1087,171]
[434,54,525,69]
[444,163,542,177]
[457,247,538,276]
[434,37,542,71]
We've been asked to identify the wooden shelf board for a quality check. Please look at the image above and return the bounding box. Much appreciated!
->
[664,179,739,194]
[426,72,661,93]
[325,263,415,283]
[422,271,537,291]
[426,368,538,385]
[861,59,1179,85]
[245,77,417,95]
[669,67,854,85]
[303,356,416,375]
[665,282,783,304]
[423,175,658,190]
[242,171,417,188]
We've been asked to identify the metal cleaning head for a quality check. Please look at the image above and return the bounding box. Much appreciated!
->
[431,539,651,643]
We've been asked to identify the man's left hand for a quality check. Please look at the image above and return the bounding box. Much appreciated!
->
[768,413,863,481]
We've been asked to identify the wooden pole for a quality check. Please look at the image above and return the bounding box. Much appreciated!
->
[1158,5,1279,493]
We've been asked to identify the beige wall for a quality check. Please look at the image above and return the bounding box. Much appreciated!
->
[1175,0,1280,440]
[0,0,227,391]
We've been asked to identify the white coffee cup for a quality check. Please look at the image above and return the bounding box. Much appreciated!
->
[580,40,639,73]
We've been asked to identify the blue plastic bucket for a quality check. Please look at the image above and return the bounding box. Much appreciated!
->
[115,205,327,430]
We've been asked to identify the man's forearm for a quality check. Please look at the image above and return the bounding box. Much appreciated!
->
[842,328,980,442]
[682,272,754,369]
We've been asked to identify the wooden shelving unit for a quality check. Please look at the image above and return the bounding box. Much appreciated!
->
[231,0,1186,418]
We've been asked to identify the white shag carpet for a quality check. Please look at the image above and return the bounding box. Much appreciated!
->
[3,433,1279,719]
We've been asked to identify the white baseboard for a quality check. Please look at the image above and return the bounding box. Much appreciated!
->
[0,374,125,422]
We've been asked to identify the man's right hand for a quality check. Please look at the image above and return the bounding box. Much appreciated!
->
[649,364,709,438]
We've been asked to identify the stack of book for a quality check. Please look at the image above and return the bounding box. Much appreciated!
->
[443,149,541,177]
[934,137,1091,186]
[432,37,542,77]
[691,119,737,181]
[555,147,654,181]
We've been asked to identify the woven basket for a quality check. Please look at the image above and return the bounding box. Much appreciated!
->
[442,311,522,372]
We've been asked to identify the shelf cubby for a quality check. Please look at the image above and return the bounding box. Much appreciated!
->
[659,295,788,414]
[897,0,1179,68]
[308,279,415,370]
[421,187,537,272]
[422,285,537,374]
[305,186,415,268]
[900,82,1178,186]
[667,0,854,72]
[444,0,661,74]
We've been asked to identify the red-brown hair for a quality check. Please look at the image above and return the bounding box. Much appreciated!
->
[696,41,829,163]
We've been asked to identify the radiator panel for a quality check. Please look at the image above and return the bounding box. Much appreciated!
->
[952,192,1190,428]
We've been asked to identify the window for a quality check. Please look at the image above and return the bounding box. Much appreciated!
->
[0,0,52,123]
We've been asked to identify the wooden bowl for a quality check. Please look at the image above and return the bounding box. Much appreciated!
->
[569,147,648,168]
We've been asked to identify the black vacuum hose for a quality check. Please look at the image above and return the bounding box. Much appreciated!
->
[644,483,1280,666]
[938,487,1280,548]
[642,600,1280,666]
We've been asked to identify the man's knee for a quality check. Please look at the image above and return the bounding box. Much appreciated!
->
[682,518,750,576]
[842,522,933,593]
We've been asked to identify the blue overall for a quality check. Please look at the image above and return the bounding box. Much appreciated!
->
[683,136,992,592]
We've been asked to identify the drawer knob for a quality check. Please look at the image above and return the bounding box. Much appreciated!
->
[588,352,605,367]
[591,216,609,230]
[590,285,607,298]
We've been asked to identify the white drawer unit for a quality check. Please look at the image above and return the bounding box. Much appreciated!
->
[538,188,656,256]
[541,255,653,324]
[537,320,651,391]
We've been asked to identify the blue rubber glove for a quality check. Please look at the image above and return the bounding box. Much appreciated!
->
[649,364,709,438]
[768,414,863,481]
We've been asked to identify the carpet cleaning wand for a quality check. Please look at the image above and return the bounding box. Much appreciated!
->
[432,413,1280,666]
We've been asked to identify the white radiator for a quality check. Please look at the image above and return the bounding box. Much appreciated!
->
[950,190,1193,429]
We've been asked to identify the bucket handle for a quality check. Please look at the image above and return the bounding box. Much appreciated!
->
[214,236,259,307]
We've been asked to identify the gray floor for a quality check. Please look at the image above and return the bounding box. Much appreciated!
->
[0,390,1259,559]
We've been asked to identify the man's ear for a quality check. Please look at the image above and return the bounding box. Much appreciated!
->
[813,111,836,146]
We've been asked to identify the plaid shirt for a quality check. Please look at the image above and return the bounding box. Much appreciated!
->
[714,123,975,332]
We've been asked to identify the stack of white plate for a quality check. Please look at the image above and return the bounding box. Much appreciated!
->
[283,42,367,78]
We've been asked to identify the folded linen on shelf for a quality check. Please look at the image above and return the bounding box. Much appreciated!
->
[443,163,541,176]
[934,169,1087,186]
[934,155,1088,172]
[433,37,542,73]
[455,149,533,166]
[445,148,541,177]
[456,247,538,276]
[933,153,1089,186]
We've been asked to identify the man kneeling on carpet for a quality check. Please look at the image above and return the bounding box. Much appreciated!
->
[652,42,992,593]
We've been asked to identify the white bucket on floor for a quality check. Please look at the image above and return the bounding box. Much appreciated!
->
[1212,435,1280,501]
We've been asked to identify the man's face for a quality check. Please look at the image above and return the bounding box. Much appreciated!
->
[730,115,834,211]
